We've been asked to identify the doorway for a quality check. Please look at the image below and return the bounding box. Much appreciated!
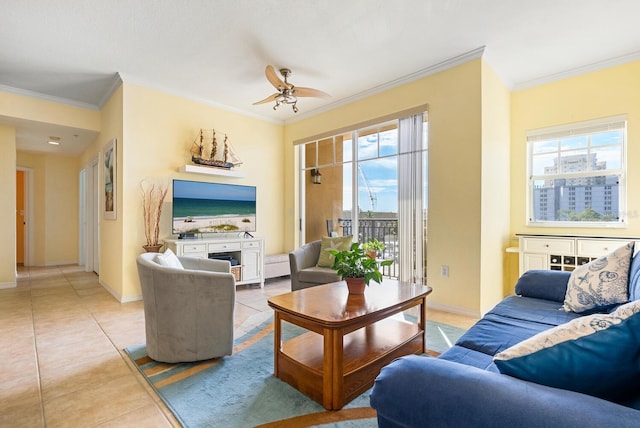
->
[80,157,100,274]
[15,167,33,267]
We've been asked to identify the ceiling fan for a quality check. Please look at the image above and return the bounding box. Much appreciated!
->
[253,65,330,113]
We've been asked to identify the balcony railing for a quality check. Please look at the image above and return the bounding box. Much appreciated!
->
[339,217,399,278]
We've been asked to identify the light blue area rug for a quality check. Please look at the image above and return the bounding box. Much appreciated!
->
[125,315,466,427]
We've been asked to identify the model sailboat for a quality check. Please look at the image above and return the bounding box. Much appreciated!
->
[191,129,242,169]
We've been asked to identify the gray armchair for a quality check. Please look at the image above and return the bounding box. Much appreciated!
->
[288,240,341,291]
[136,253,236,363]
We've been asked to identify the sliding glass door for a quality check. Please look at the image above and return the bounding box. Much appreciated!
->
[300,112,428,282]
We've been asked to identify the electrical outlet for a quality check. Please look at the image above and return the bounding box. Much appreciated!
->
[440,265,449,277]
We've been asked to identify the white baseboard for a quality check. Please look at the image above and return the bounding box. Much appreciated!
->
[99,279,142,303]
[26,261,79,267]
[426,301,481,319]
[99,279,122,302]
[0,282,17,289]
[121,294,142,303]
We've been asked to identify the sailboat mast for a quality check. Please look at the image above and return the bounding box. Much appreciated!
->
[223,134,229,163]
[197,129,204,156]
[209,129,217,160]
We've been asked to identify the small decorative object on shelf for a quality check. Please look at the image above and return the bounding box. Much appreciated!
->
[190,129,242,170]
[330,243,393,294]
[141,179,168,252]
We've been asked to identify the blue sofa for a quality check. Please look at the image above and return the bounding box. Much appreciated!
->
[370,267,640,427]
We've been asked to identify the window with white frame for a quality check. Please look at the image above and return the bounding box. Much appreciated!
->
[527,115,626,226]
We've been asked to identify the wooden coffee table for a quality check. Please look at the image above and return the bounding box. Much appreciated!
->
[267,279,432,410]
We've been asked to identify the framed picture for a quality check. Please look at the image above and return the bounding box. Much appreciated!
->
[103,138,117,220]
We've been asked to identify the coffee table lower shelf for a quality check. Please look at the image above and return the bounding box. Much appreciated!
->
[276,317,423,409]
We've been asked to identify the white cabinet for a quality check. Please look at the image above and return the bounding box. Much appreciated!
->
[518,235,637,276]
[576,239,629,258]
[181,243,207,258]
[241,242,261,283]
[521,237,574,255]
[521,253,548,272]
[164,236,265,287]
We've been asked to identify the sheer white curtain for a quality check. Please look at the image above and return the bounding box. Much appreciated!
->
[398,113,426,283]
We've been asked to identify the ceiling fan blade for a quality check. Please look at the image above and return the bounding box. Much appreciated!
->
[252,93,280,105]
[292,86,330,99]
[265,65,289,90]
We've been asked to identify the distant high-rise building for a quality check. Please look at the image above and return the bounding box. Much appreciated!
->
[534,154,618,221]
[543,153,607,187]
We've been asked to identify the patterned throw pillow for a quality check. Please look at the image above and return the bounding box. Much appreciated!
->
[316,235,353,267]
[494,300,640,402]
[562,242,634,314]
[155,248,184,269]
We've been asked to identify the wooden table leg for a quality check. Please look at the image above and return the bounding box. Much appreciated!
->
[322,327,334,410]
[273,311,281,376]
[420,296,426,353]
[331,328,344,410]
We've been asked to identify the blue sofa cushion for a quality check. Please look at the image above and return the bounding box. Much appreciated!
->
[494,300,640,403]
[455,313,554,356]
[488,295,582,327]
[439,345,499,372]
[563,242,633,313]
[515,270,570,303]
[371,355,640,428]
[454,296,581,357]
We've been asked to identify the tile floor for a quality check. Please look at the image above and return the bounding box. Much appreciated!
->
[1,264,478,427]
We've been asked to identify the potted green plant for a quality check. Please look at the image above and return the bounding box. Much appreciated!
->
[362,238,385,259]
[330,243,393,294]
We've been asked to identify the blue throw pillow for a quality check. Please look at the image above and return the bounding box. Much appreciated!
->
[563,242,634,314]
[514,270,571,303]
[494,300,640,402]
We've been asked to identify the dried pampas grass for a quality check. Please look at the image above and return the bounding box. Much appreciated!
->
[141,179,168,247]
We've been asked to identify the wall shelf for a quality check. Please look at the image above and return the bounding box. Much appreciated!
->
[179,164,245,178]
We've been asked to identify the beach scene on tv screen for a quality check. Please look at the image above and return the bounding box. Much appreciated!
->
[172,180,256,234]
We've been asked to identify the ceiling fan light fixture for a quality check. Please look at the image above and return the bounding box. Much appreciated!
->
[254,65,329,114]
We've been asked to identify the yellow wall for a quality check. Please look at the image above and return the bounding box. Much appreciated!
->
[511,61,640,236]
[94,86,124,299]
[0,125,17,286]
[16,152,79,265]
[0,91,100,132]
[480,61,512,310]
[118,83,284,299]
[285,59,501,316]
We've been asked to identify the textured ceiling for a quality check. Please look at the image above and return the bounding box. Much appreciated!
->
[2,0,640,155]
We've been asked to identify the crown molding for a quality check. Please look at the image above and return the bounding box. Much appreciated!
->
[0,83,100,110]
[513,50,640,91]
[97,73,124,108]
[117,73,284,125]
[285,46,486,124]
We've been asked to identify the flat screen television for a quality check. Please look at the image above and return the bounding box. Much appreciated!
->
[172,179,256,237]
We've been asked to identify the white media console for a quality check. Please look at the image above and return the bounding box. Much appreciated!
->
[164,236,265,287]
[517,234,639,277]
